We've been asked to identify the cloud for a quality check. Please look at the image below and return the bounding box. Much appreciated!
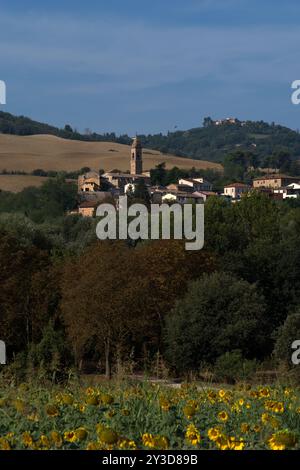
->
[0,7,299,132]
[1,14,298,86]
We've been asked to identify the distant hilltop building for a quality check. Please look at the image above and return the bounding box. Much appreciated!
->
[214,117,248,126]
[214,117,238,126]
[203,117,246,127]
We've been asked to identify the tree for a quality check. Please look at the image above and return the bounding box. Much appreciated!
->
[64,124,73,133]
[0,232,59,355]
[272,149,291,173]
[223,151,247,181]
[61,242,147,377]
[165,272,267,372]
[61,240,215,376]
[80,167,91,174]
[0,177,78,223]
[165,166,183,185]
[132,178,150,205]
[150,163,167,186]
[203,117,213,128]
[137,240,215,352]
[273,313,300,367]
[214,350,257,383]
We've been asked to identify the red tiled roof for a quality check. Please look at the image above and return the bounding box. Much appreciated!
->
[79,201,99,208]
[224,183,249,188]
[253,174,299,181]
[197,191,217,196]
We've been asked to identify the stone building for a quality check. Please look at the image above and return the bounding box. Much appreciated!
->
[253,174,300,190]
[78,200,99,217]
[78,171,101,192]
[223,182,250,199]
[131,135,143,175]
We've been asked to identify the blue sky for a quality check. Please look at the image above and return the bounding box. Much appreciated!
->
[1,0,300,134]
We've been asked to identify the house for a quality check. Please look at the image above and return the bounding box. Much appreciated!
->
[192,190,217,202]
[78,171,101,192]
[79,190,115,203]
[78,200,99,217]
[161,191,203,204]
[74,136,154,217]
[77,136,150,197]
[178,178,213,192]
[103,136,151,192]
[223,182,250,199]
[149,186,166,203]
[104,172,151,192]
[253,174,300,190]
[214,117,239,126]
[274,183,300,199]
[166,183,194,193]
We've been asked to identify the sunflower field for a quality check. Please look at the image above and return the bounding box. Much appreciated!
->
[0,381,299,450]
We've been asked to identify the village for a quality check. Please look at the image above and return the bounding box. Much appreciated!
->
[76,135,300,217]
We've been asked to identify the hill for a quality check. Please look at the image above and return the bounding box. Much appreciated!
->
[1,111,300,166]
[140,119,300,163]
[0,134,221,174]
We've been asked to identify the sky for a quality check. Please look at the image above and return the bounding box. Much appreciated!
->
[1,0,300,135]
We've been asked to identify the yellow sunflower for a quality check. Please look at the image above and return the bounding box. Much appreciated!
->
[185,424,201,446]
[218,411,229,422]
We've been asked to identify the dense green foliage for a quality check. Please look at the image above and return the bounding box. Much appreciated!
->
[1,178,300,379]
[141,119,300,165]
[0,177,78,222]
[165,272,267,371]
[0,111,131,143]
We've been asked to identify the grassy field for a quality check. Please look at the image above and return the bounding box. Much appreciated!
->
[0,381,299,450]
[0,134,222,173]
[0,175,55,192]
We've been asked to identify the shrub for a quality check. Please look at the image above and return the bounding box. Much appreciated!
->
[164,272,267,373]
[214,350,257,384]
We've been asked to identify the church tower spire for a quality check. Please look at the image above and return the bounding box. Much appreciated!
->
[130,136,143,175]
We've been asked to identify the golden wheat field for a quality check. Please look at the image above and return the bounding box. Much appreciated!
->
[0,175,54,193]
[0,382,299,450]
[0,134,222,173]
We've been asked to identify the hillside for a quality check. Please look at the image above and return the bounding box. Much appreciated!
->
[0,134,221,174]
[1,111,300,165]
[140,120,300,163]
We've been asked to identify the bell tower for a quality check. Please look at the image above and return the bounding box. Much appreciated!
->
[131,136,143,175]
